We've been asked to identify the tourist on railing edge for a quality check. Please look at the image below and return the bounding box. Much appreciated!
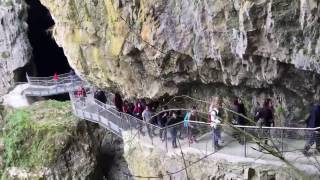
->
[114,92,123,112]
[133,99,144,120]
[166,111,180,148]
[232,97,247,145]
[157,106,169,141]
[94,89,107,104]
[76,86,87,107]
[255,98,274,151]
[123,100,132,115]
[53,72,59,86]
[183,106,198,144]
[142,105,155,138]
[209,96,222,150]
[303,103,320,156]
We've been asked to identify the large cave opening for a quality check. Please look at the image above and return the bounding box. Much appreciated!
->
[25,0,71,77]
[25,0,73,100]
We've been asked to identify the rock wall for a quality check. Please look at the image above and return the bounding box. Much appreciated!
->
[0,0,31,95]
[1,101,130,179]
[123,136,320,180]
[39,0,320,121]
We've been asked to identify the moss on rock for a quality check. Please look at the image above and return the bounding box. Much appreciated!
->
[3,100,77,170]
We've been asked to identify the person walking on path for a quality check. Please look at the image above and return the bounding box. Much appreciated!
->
[53,72,59,86]
[114,92,123,112]
[303,104,320,155]
[133,99,144,119]
[166,111,180,148]
[94,89,107,104]
[76,86,87,107]
[255,98,274,150]
[123,100,132,114]
[157,106,169,141]
[184,106,198,144]
[209,96,222,150]
[142,105,154,138]
[232,97,247,144]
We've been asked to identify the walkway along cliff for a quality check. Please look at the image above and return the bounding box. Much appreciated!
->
[22,73,320,179]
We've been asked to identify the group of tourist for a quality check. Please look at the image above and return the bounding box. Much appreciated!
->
[64,69,319,154]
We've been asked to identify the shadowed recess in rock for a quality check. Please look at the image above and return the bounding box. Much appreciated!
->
[25,0,71,77]
[25,0,73,100]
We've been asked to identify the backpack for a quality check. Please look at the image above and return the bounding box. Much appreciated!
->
[183,112,190,127]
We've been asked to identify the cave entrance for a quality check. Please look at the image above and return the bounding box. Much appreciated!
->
[26,0,72,100]
[25,0,72,77]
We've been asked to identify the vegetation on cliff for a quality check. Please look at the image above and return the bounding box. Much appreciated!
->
[2,100,77,172]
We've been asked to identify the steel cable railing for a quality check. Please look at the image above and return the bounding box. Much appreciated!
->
[23,73,320,166]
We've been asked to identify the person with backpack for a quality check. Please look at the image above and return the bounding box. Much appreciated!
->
[303,104,320,155]
[209,96,222,150]
[255,98,274,149]
[184,106,198,144]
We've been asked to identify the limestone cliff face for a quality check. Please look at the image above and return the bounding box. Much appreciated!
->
[40,0,320,120]
[0,0,31,95]
[123,135,320,180]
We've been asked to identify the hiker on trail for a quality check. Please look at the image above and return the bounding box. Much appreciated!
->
[255,98,274,148]
[123,100,132,114]
[166,111,180,148]
[303,104,320,155]
[69,69,75,76]
[141,98,147,109]
[53,72,59,86]
[232,97,247,144]
[133,99,144,119]
[142,105,155,138]
[76,86,87,107]
[114,92,123,112]
[209,96,222,150]
[232,97,247,125]
[184,106,198,144]
[157,106,169,141]
[76,86,86,98]
[176,110,185,140]
[94,89,107,104]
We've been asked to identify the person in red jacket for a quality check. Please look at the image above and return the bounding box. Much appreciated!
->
[133,99,144,119]
[123,100,132,114]
[53,72,59,86]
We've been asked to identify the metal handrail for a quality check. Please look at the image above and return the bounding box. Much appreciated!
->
[23,73,320,165]
[27,72,74,80]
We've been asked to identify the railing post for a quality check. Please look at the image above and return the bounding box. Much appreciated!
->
[243,128,247,157]
[26,73,29,83]
[165,126,168,152]
[281,129,284,154]
[212,127,216,152]
[187,125,190,147]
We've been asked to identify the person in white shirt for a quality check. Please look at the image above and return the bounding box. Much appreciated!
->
[209,96,222,150]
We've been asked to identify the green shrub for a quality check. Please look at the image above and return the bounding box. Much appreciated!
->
[3,100,77,170]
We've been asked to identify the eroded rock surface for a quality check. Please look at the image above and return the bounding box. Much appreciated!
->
[0,0,31,95]
[39,0,320,120]
[123,134,320,180]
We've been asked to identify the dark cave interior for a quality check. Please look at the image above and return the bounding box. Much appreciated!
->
[25,0,73,100]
